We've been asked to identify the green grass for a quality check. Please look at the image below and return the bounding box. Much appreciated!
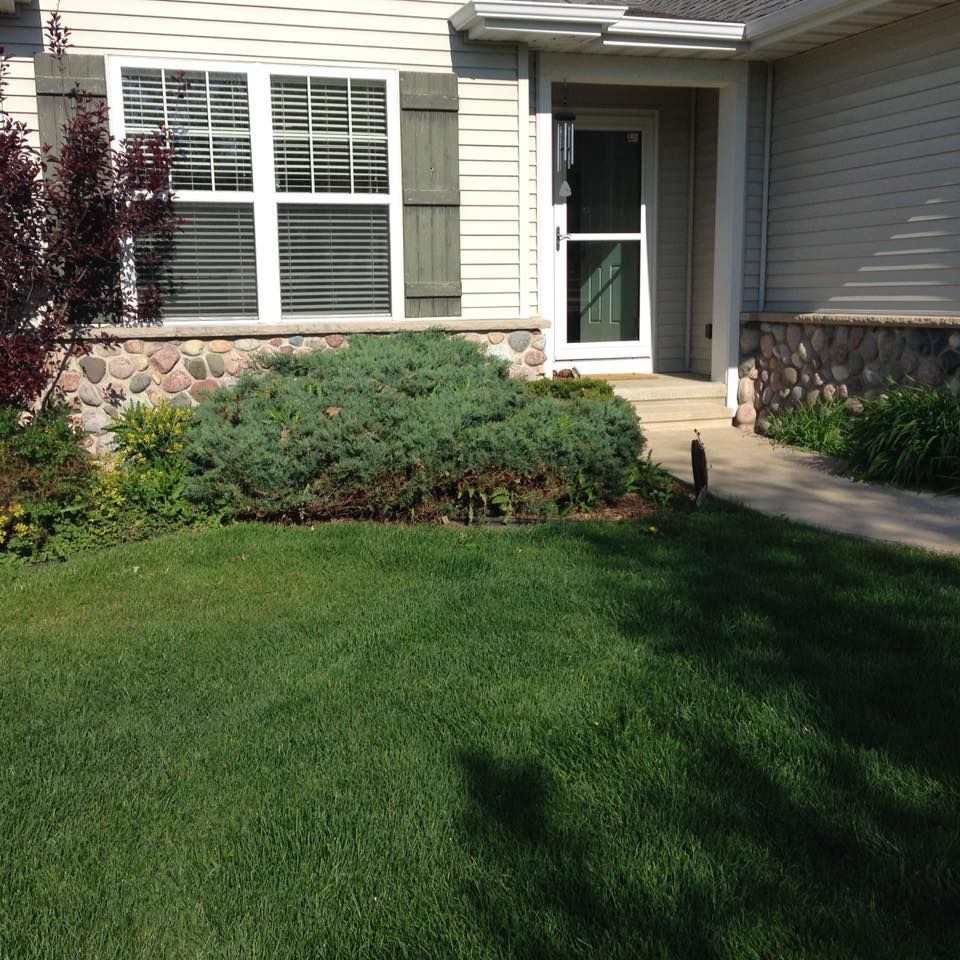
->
[2,508,959,959]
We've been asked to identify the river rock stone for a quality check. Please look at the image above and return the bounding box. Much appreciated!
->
[109,357,136,380]
[124,339,145,354]
[151,345,180,374]
[786,324,802,352]
[524,349,546,366]
[734,402,756,427]
[190,378,218,401]
[508,331,531,352]
[487,331,504,344]
[862,361,885,387]
[79,383,101,406]
[79,356,106,383]
[782,367,798,387]
[234,338,261,352]
[831,363,849,383]
[810,328,826,353]
[129,372,151,394]
[185,357,207,379]
[209,339,233,353]
[325,334,346,349]
[760,333,775,359]
[206,353,225,378]
[162,370,192,394]
[740,328,761,352]
[917,356,944,387]
[822,383,838,403]
[58,370,81,393]
[858,332,878,362]
[169,392,192,409]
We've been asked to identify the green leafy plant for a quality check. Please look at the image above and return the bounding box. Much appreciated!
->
[185,332,647,522]
[627,454,674,508]
[767,401,853,458]
[0,404,93,560]
[107,401,197,467]
[845,384,960,491]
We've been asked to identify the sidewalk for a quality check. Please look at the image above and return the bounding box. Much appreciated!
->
[645,425,960,556]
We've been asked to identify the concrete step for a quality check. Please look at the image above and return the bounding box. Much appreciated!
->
[628,398,734,427]
[608,378,726,402]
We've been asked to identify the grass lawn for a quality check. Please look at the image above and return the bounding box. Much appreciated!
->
[2,505,959,959]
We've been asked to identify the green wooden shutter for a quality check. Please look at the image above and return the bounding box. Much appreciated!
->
[399,72,461,318]
[34,53,107,158]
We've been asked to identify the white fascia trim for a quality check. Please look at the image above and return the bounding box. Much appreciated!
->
[746,0,893,46]
[607,17,745,41]
[451,2,747,49]
[450,2,627,32]
[603,39,743,52]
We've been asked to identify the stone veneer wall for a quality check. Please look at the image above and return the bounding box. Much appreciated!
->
[57,329,547,452]
[735,320,960,433]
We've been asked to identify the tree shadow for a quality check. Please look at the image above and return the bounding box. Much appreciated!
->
[455,510,960,957]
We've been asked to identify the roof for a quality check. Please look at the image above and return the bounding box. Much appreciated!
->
[565,0,809,21]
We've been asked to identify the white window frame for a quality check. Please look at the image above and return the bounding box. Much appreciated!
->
[107,57,405,324]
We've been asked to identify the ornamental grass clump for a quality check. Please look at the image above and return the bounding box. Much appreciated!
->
[845,384,960,492]
[184,332,646,521]
[767,401,853,458]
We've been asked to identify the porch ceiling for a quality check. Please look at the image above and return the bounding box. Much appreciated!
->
[449,0,956,59]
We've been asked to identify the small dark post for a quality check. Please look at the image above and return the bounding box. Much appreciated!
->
[691,429,708,505]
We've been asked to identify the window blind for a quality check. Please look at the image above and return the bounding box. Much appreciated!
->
[277,205,390,316]
[271,76,388,194]
[138,202,258,318]
[121,67,252,192]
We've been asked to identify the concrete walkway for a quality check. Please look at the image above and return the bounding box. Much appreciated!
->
[646,424,960,556]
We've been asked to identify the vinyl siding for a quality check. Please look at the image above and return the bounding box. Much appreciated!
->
[0,3,41,149]
[742,61,768,312]
[691,89,718,377]
[765,2,960,316]
[1,0,526,320]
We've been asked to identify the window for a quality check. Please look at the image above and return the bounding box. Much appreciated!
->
[114,61,401,322]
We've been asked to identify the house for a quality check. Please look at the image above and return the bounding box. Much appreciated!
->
[2,0,958,441]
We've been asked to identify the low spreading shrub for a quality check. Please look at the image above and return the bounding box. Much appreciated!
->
[527,377,615,402]
[845,384,960,491]
[767,401,853,458]
[185,332,647,521]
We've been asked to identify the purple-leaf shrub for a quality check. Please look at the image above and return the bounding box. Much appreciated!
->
[0,12,179,410]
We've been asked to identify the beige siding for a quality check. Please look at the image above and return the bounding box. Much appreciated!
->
[559,84,694,370]
[2,0,525,320]
[691,90,718,377]
[765,2,960,316]
[742,61,768,312]
[0,3,42,149]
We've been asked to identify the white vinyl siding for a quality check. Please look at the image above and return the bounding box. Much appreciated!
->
[690,90,718,378]
[765,2,960,316]
[0,4,41,149]
[17,0,524,321]
[741,61,768,313]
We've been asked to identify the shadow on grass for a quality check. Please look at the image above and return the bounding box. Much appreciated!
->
[457,505,960,958]
[458,750,716,960]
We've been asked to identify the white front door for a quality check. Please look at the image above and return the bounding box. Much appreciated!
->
[553,116,656,365]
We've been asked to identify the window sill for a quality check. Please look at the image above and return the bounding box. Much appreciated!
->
[91,317,548,340]
[742,311,960,329]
